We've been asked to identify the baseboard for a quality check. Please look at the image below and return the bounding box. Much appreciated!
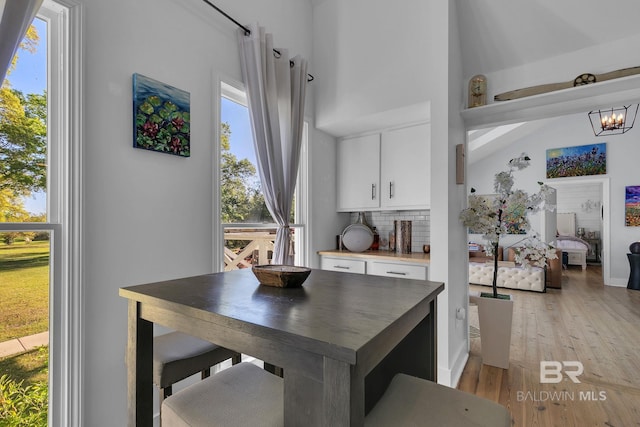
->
[437,343,469,388]
[606,277,628,287]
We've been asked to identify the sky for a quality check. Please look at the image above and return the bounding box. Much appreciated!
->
[7,18,255,216]
[7,18,47,214]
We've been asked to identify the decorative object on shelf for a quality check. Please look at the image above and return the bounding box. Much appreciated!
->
[132,73,191,157]
[493,66,640,101]
[577,227,585,238]
[395,220,412,254]
[588,104,639,136]
[630,241,640,254]
[546,143,606,178]
[251,265,311,288]
[581,199,602,213]
[341,223,374,252]
[625,186,640,226]
[423,244,430,254]
[389,227,396,252]
[468,75,487,108]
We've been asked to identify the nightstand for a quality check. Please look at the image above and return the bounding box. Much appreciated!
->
[584,238,601,264]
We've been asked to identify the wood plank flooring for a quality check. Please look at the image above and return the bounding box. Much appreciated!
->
[459,266,640,427]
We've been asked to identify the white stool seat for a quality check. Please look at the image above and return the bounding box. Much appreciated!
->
[365,373,511,427]
[161,362,283,427]
[153,331,240,397]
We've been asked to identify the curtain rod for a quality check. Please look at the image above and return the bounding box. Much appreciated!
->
[201,0,314,82]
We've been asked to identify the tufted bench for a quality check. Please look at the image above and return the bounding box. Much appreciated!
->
[469,262,545,292]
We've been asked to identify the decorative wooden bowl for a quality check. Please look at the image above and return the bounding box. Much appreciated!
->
[252,265,312,288]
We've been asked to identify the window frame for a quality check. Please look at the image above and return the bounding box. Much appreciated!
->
[0,1,84,426]
[217,79,309,268]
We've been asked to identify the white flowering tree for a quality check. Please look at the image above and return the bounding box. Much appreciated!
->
[460,154,557,298]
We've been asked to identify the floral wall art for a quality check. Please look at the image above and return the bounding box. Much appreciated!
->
[545,142,606,178]
[133,73,191,157]
[625,185,640,226]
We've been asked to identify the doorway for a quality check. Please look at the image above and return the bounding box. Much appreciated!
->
[545,177,610,285]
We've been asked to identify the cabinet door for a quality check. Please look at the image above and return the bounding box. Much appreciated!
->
[337,134,380,211]
[381,124,430,209]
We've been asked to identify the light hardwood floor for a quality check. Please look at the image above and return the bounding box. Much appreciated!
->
[459,265,640,427]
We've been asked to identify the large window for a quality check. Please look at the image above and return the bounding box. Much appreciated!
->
[0,2,82,426]
[219,81,307,269]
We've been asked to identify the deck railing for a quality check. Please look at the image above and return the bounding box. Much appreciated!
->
[223,228,277,271]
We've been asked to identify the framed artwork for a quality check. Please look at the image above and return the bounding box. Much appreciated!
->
[133,73,191,157]
[625,186,640,226]
[546,143,606,178]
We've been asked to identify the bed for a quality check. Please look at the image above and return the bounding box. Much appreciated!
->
[556,213,589,270]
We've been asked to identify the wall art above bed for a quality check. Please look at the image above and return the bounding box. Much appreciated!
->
[546,143,606,178]
[625,185,640,226]
[133,73,191,157]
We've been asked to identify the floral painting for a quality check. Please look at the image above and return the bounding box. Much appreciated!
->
[625,186,640,226]
[133,73,190,157]
[546,143,606,178]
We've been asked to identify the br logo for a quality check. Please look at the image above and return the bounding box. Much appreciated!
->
[540,361,583,384]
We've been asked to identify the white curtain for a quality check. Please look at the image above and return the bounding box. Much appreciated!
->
[237,23,307,265]
[0,0,44,84]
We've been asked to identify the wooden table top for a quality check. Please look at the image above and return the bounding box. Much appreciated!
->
[120,269,443,364]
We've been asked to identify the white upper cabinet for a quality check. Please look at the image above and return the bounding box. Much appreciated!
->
[381,123,430,210]
[337,123,430,212]
[337,134,381,211]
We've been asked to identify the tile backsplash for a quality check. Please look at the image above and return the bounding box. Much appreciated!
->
[349,210,430,253]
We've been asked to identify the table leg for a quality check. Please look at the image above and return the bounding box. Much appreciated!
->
[127,300,153,427]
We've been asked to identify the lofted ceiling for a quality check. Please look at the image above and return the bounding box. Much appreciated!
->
[455,0,640,78]
[456,0,640,162]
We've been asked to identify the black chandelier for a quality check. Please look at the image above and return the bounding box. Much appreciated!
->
[588,104,639,136]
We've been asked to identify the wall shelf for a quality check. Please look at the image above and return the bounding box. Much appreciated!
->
[461,74,640,130]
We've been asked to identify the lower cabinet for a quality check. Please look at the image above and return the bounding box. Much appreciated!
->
[367,261,428,280]
[320,255,428,280]
[320,257,366,274]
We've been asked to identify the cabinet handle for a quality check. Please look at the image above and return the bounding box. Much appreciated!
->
[371,183,376,200]
[389,182,393,198]
[334,265,350,270]
[386,271,407,276]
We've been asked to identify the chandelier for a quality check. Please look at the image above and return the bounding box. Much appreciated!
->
[588,104,639,136]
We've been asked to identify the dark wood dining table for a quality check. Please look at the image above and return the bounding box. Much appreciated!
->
[119,268,444,426]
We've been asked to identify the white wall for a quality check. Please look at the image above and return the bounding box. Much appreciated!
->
[431,0,469,387]
[468,111,640,285]
[79,0,315,424]
[312,0,433,137]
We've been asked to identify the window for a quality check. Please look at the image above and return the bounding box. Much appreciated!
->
[0,1,82,425]
[219,81,307,269]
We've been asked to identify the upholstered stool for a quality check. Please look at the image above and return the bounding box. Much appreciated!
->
[153,331,241,403]
[161,362,283,427]
[365,373,511,427]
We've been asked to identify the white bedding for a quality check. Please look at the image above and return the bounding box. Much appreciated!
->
[556,235,588,270]
[556,235,590,250]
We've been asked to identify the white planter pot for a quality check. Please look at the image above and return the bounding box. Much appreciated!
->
[476,294,513,369]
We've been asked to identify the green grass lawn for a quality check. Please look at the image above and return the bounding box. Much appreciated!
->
[0,347,48,385]
[0,240,50,343]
